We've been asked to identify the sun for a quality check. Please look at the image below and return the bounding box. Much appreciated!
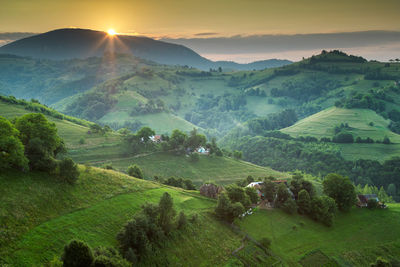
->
[107,29,116,36]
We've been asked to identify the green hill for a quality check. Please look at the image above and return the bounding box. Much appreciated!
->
[0,167,244,266]
[237,205,400,266]
[88,152,288,186]
[282,107,400,143]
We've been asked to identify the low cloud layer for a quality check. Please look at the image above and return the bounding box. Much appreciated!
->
[0,32,35,46]
[162,31,400,62]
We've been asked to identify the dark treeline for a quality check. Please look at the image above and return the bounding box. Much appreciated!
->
[225,136,400,200]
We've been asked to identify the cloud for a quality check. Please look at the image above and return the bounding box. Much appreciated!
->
[194,32,219,36]
[0,32,36,47]
[161,31,400,62]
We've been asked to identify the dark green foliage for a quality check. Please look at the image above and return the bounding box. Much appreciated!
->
[177,211,187,229]
[127,164,143,179]
[162,177,196,190]
[233,150,242,160]
[332,132,354,143]
[169,129,187,153]
[0,116,28,170]
[231,202,245,218]
[262,179,277,202]
[297,189,311,215]
[58,158,80,184]
[247,109,298,136]
[383,136,391,144]
[282,198,297,214]
[186,128,206,150]
[158,192,176,234]
[310,196,337,226]
[225,184,251,207]
[215,193,232,220]
[62,240,94,267]
[367,199,379,209]
[370,256,392,267]
[15,113,64,171]
[189,152,200,162]
[323,173,356,212]
[259,237,272,249]
[245,187,260,204]
[136,127,155,143]
[92,247,130,267]
[276,183,290,206]
[183,179,196,190]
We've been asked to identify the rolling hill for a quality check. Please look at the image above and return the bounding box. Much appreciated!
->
[0,28,291,71]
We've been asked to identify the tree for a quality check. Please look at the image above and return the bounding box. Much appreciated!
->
[387,184,396,196]
[297,189,311,214]
[233,150,242,160]
[186,128,206,150]
[136,127,155,143]
[282,198,297,214]
[184,179,196,190]
[245,187,260,204]
[177,211,187,229]
[215,193,232,221]
[225,184,251,207]
[0,116,28,170]
[310,196,337,226]
[15,113,64,171]
[231,202,245,218]
[62,240,94,267]
[276,183,290,206]
[323,173,356,212]
[263,179,277,202]
[59,158,79,184]
[158,192,176,234]
[127,164,144,179]
[92,247,130,267]
[169,129,187,152]
[383,136,391,144]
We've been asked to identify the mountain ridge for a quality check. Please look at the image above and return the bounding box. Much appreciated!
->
[0,28,291,70]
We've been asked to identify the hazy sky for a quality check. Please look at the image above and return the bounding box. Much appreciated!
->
[0,0,399,62]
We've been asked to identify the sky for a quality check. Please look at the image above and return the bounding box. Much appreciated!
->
[0,0,399,62]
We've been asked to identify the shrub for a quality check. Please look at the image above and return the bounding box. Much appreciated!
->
[127,164,144,179]
[58,158,80,184]
[62,240,94,267]
[79,138,85,145]
[370,256,391,267]
[177,211,187,229]
[297,189,311,214]
[332,132,354,143]
[259,237,272,249]
[323,173,356,212]
[93,246,130,267]
[231,202,245,218]
[281,198,297,214]
[103,164,113,170]
[367,198,379,209]
[245,186,260,204]
[233,150,243,160]
[189,152,200,162]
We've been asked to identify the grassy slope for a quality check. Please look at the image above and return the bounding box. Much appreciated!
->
[237,205,400,266]
[281,107,400,161]
[89,152,289,186]
[0,167,243,266]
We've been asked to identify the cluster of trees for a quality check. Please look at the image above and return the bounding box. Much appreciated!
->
[185,93,254,134]
[335,93,385,113]
[60,240,130,267]
[117,193,195,264]
[0,114,79,184]
[270,174,355,226]
[223,135,400,199]
[270,74,341,101]
[247,109,298,136]
[159,176,196,190]
[215,184,259,222]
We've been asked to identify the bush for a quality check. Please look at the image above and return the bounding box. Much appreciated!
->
[103,164,113,170]
[297,189,311,214]
[310,196,337,226]
[62,240,94,267]
[92,246,130,267]
[58,158,80,184]
[370,256,391,267]
[367,198,379,209]
[127,164,143,179]
[177,211,187,229]
[281,198,297,214]
[332,132,354,143]
[245,186,260,204]
[233,150,242,160]
[231,202,245,218]
[259,237,272,249]
[79,138,85,145]
[189,152,200,162]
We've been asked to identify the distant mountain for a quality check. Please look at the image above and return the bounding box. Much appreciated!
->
[0,28,291,70]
